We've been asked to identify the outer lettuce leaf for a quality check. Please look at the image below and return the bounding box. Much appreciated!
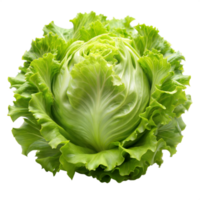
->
[9,48,71,168]
[43,22,73,41]
[138,50,171,94]
[68,10,139,42]
[8,94,31,121]
[70,12,108,41]
[133,24,173,56]
[8,37,68,121]
[60,142,124,172]
[29,92,68,148]
[157,117,185,155]
[59,130,168,183]
[23,33,70,62]
[12,117,62,175]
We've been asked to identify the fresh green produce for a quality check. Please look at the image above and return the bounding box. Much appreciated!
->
[8,12,192,183]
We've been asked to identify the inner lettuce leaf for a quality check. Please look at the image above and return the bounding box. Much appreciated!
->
[8,12,191,183]
[52,35,150,151]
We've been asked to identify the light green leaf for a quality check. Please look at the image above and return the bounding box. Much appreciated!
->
[12,117,62,175]
[29,92,68,148]
[139,50,171,94]
[43,21,73,41]
[23,33,70,63]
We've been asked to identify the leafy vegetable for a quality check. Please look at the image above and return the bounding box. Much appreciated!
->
[8,12,191,183]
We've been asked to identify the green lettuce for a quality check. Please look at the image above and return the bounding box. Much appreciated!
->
[8,12,191,183]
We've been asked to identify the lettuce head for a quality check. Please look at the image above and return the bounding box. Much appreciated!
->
[8,12,192,183]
